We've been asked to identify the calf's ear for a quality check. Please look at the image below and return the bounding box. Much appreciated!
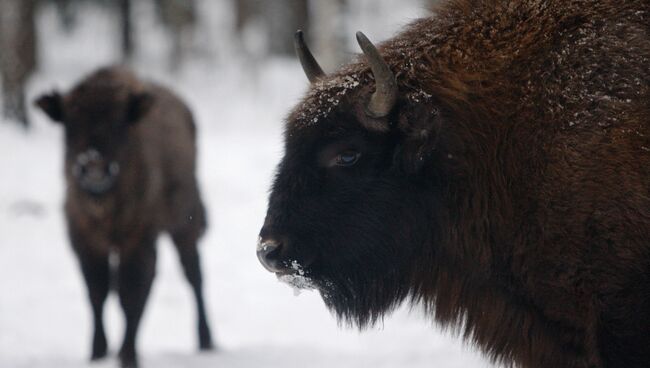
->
[126,91,154,125]
[34,91,64,123]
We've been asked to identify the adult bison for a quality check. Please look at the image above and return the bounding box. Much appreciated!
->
[35,67,214,368]
[257,1,650,367]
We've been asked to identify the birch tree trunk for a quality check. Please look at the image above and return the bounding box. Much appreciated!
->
[310,0,346,71]
[155,0,197,70]
[0,0,36,127]
[264,0,308,56]
[119,0,133,61]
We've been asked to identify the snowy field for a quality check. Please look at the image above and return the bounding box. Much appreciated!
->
[1,2,493,368]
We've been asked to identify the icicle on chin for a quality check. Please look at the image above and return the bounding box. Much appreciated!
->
[277,260,317,296]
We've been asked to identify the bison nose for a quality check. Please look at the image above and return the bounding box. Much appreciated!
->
[257,237,286,273]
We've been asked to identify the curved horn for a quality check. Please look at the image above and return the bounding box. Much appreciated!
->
[294,30,325,83]
[356,31,397,118]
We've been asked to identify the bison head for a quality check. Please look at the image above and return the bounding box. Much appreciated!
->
[35,68,153,196]
[259,32,446,326]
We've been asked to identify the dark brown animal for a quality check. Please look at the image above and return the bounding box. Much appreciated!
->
[35,67,214,368]
[257,1,650,367]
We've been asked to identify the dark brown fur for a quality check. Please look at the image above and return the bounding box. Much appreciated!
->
[35,67,214,367]
[260,1,650,367]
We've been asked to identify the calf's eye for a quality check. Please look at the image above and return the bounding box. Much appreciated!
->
[335,151,360,167]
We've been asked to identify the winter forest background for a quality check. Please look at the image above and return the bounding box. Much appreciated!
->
[1,1,492,367]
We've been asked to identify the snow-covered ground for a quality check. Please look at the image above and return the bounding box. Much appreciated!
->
[0,2,493,367]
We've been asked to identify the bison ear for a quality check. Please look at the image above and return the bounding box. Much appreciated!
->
[395,104,441,173]
[126,91,154,125]
[34,91,64,123]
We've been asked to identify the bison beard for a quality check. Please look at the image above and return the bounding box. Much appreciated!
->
[259,0,650,367]
[303,180,435,327]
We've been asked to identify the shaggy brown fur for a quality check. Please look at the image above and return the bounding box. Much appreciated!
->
[260,1,650,367]
[35,67,214,368]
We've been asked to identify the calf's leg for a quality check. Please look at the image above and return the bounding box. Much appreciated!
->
[117,238,157,368]
[171,228,215,350]
[77,250,110,360]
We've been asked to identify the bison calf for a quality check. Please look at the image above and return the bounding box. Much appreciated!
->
[35,67,214,367]
[258,1,650,367]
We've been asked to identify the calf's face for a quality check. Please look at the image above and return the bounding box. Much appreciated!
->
[35,89,152,196]
[259,32,443,326]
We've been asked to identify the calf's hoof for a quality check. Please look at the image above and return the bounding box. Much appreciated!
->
[199,325,215,351]
[90,337,108,360]
[199,339,216,351]
[90,349,108,361]
[199,334,216,351]
[119,349,138,368]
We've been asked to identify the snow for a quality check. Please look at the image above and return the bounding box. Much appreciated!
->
[277,261,316,296]
[0,1,492,367]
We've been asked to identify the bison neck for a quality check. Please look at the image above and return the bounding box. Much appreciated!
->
[411,130,596,367]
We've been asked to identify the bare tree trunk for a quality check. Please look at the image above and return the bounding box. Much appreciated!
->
[0,0,37,127]
[310,0,346,71]
[55,0,77,32]
[264,0,308,56]
[119,0,133,61]
[233,0,264,84]
[155,0,196,70]
[235,0,258,33]
[234,0,266,55]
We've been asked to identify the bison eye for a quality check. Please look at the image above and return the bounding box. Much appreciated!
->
[335,151,360,166]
